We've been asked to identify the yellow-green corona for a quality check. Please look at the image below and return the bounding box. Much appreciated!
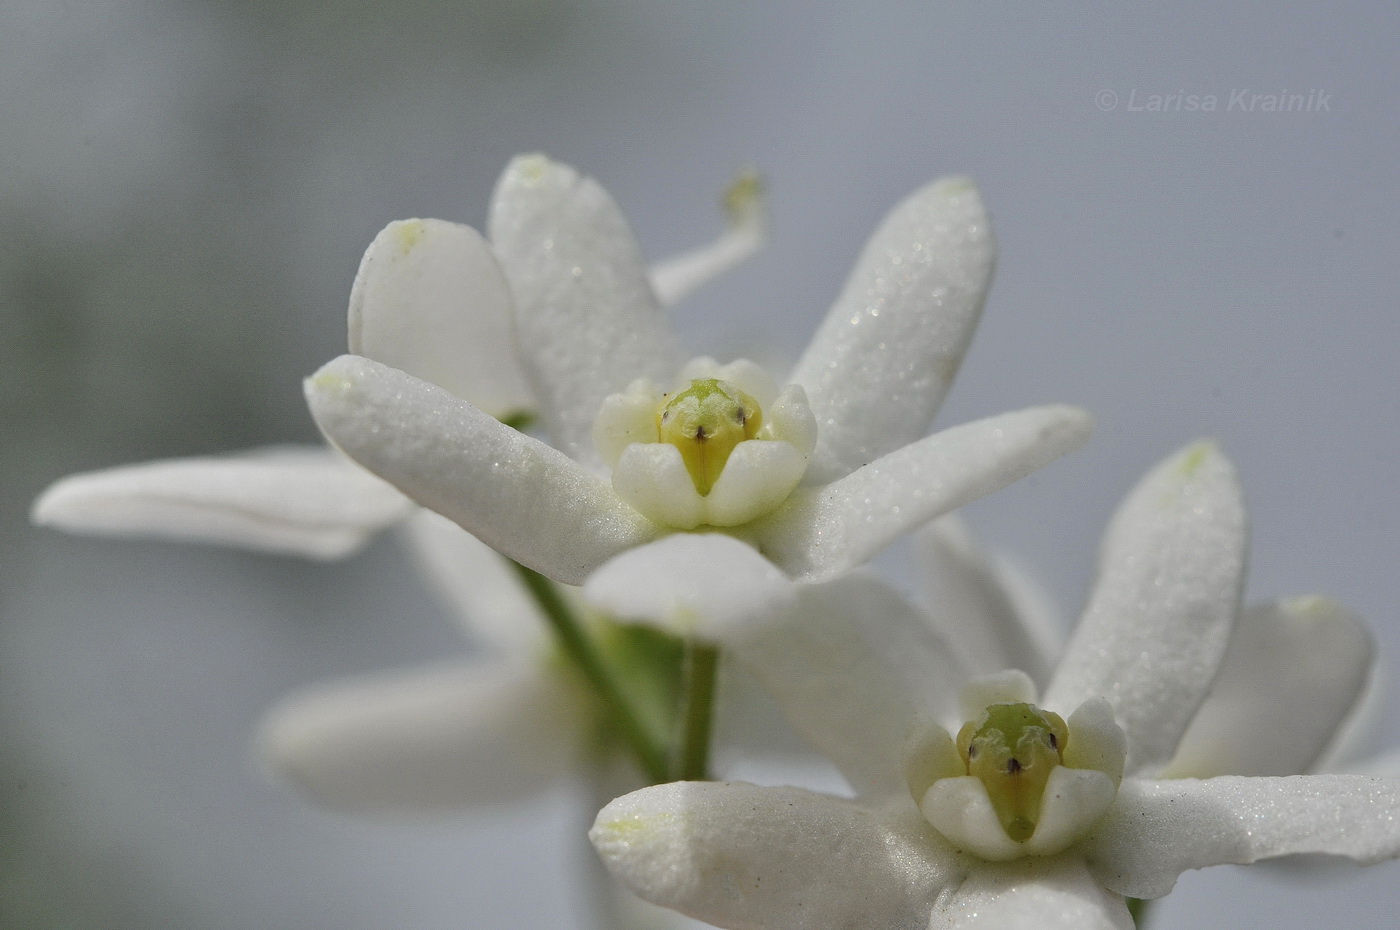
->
[657,379,762,496]
[956,703,1069,842]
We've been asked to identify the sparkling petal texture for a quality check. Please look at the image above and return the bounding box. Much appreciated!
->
[791,177,995,484]
[305,355,661,585]
[928,857,1131,930]
[257,662,586,811]
[488,154,682,466]
[347,217,533,417]
[1165,597,1375,777]
[1084,774,1400,899]
[1045,442,1247,774]
[591,781,958,930]
[30,446,413,560]
[748,405,1093,581]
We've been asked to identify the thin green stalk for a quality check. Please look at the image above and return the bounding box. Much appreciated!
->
[1127,897,1151,928]
[510,561,669,783]
[670,640,720,781]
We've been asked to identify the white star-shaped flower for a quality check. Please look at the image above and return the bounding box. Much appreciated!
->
[586,442,1400,930]
[304,154,1093,587]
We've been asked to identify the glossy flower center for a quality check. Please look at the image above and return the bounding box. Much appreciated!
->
[657,379,762,496]
[956,702,1069,842]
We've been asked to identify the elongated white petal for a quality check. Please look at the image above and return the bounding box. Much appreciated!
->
[306,355,662,585]
[913,516,1063,686]
[732,572,967,799]
[1045,442,1247,775]
[591,782,958,930]
[584,534,797,640]
[488,154,682,464]
[31,446,412,559]
[792,177,995,483]
[648,171,768,307]
[397,510,545,654]
[258,662,587,811]
[747,405,1093,582]
[348,218,533,418]
[1166,597,1374,778]
[1084,774,1400,899]
[929,857,1131,930]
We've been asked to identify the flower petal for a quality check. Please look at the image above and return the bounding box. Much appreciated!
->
[257,661,587,811]
[703,440,809,527]
[791,177,995,483]
[31,446,412,560]
[1044,442,1247,775]
[648,169,768,308]
[488,154,682,464]
[747,405,1094,582]
[1165,597,1375,778]
[730,572,967,799]
[1083,774,1400,899]
[305,355,662,585]
[612,443,707,530]
[913,516,1063,686]
[347,218,533,418]
[928,857,1132,930]
[397,509,546,654]
[591,781,958,930]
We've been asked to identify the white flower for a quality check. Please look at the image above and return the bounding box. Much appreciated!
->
[587,443,1400,930]
[304,154,1093,587]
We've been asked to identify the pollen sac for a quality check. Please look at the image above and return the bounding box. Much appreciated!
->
[657,379,762,496]
[956,703,1068,843]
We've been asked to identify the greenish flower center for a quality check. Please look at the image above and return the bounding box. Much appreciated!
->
[956,702,1069,842]
[657,379,762,496]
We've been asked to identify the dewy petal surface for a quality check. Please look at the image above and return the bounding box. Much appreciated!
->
[928,856,1132,930]
[1045,442,1247,774]
[746,405,1093,582]
[258,661,586,811]
[791,177,995,484]
[1083,774,1400,899]
[305,355,662,585]
[489,154,683,465]
[348,217,533,418]
[591,781,958,930]
[31,446,413,560]
[1166,597,1374,778]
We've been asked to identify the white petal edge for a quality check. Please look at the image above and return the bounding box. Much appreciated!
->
[306,355,662,586]
[1045,441,1247,775]
[792,176,996,484]
[591,781,958,930]
[929,856,1131,930]
[746,405,1094,582]
[348,218,534,418]
[1083,774,1400,899]
[31,446,413,560]
[257,661,586,811]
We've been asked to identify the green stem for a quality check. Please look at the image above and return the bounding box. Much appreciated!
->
[670,640,720,781]
[1126,897,1151,928]
[510,561,669,783]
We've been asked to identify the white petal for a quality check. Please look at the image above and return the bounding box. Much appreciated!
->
[1023,767,1119,857]
[591,782,957,930]
[913,516,1062,685]
[760,384,818,455]
[257,661,586,811]
[612,443,707,530]
[31,446,412,560]
[792,177,996,483]
[397,509,546,654]
[929,856,1131,930]
[648,170,768,308]
[1045,442,1247,775]
[347,218,533,418]
[920,776,1026,861]
[731,572,967,799]
[1062,698,1127,786]
[594,382,663,468]
[959,670,1038,722]
[1083,774,1400,899]
[583,534,797,641]
[702,440,808,527]
[488,154,682,465]
[1166,597,1375,778]
[747,405,1094,582]
[306,355,662,585]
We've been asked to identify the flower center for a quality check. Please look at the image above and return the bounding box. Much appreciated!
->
[656,379,762,496]
[956,702,1069,842]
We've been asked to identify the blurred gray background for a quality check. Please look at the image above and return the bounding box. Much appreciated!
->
[4,1,1398,927]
